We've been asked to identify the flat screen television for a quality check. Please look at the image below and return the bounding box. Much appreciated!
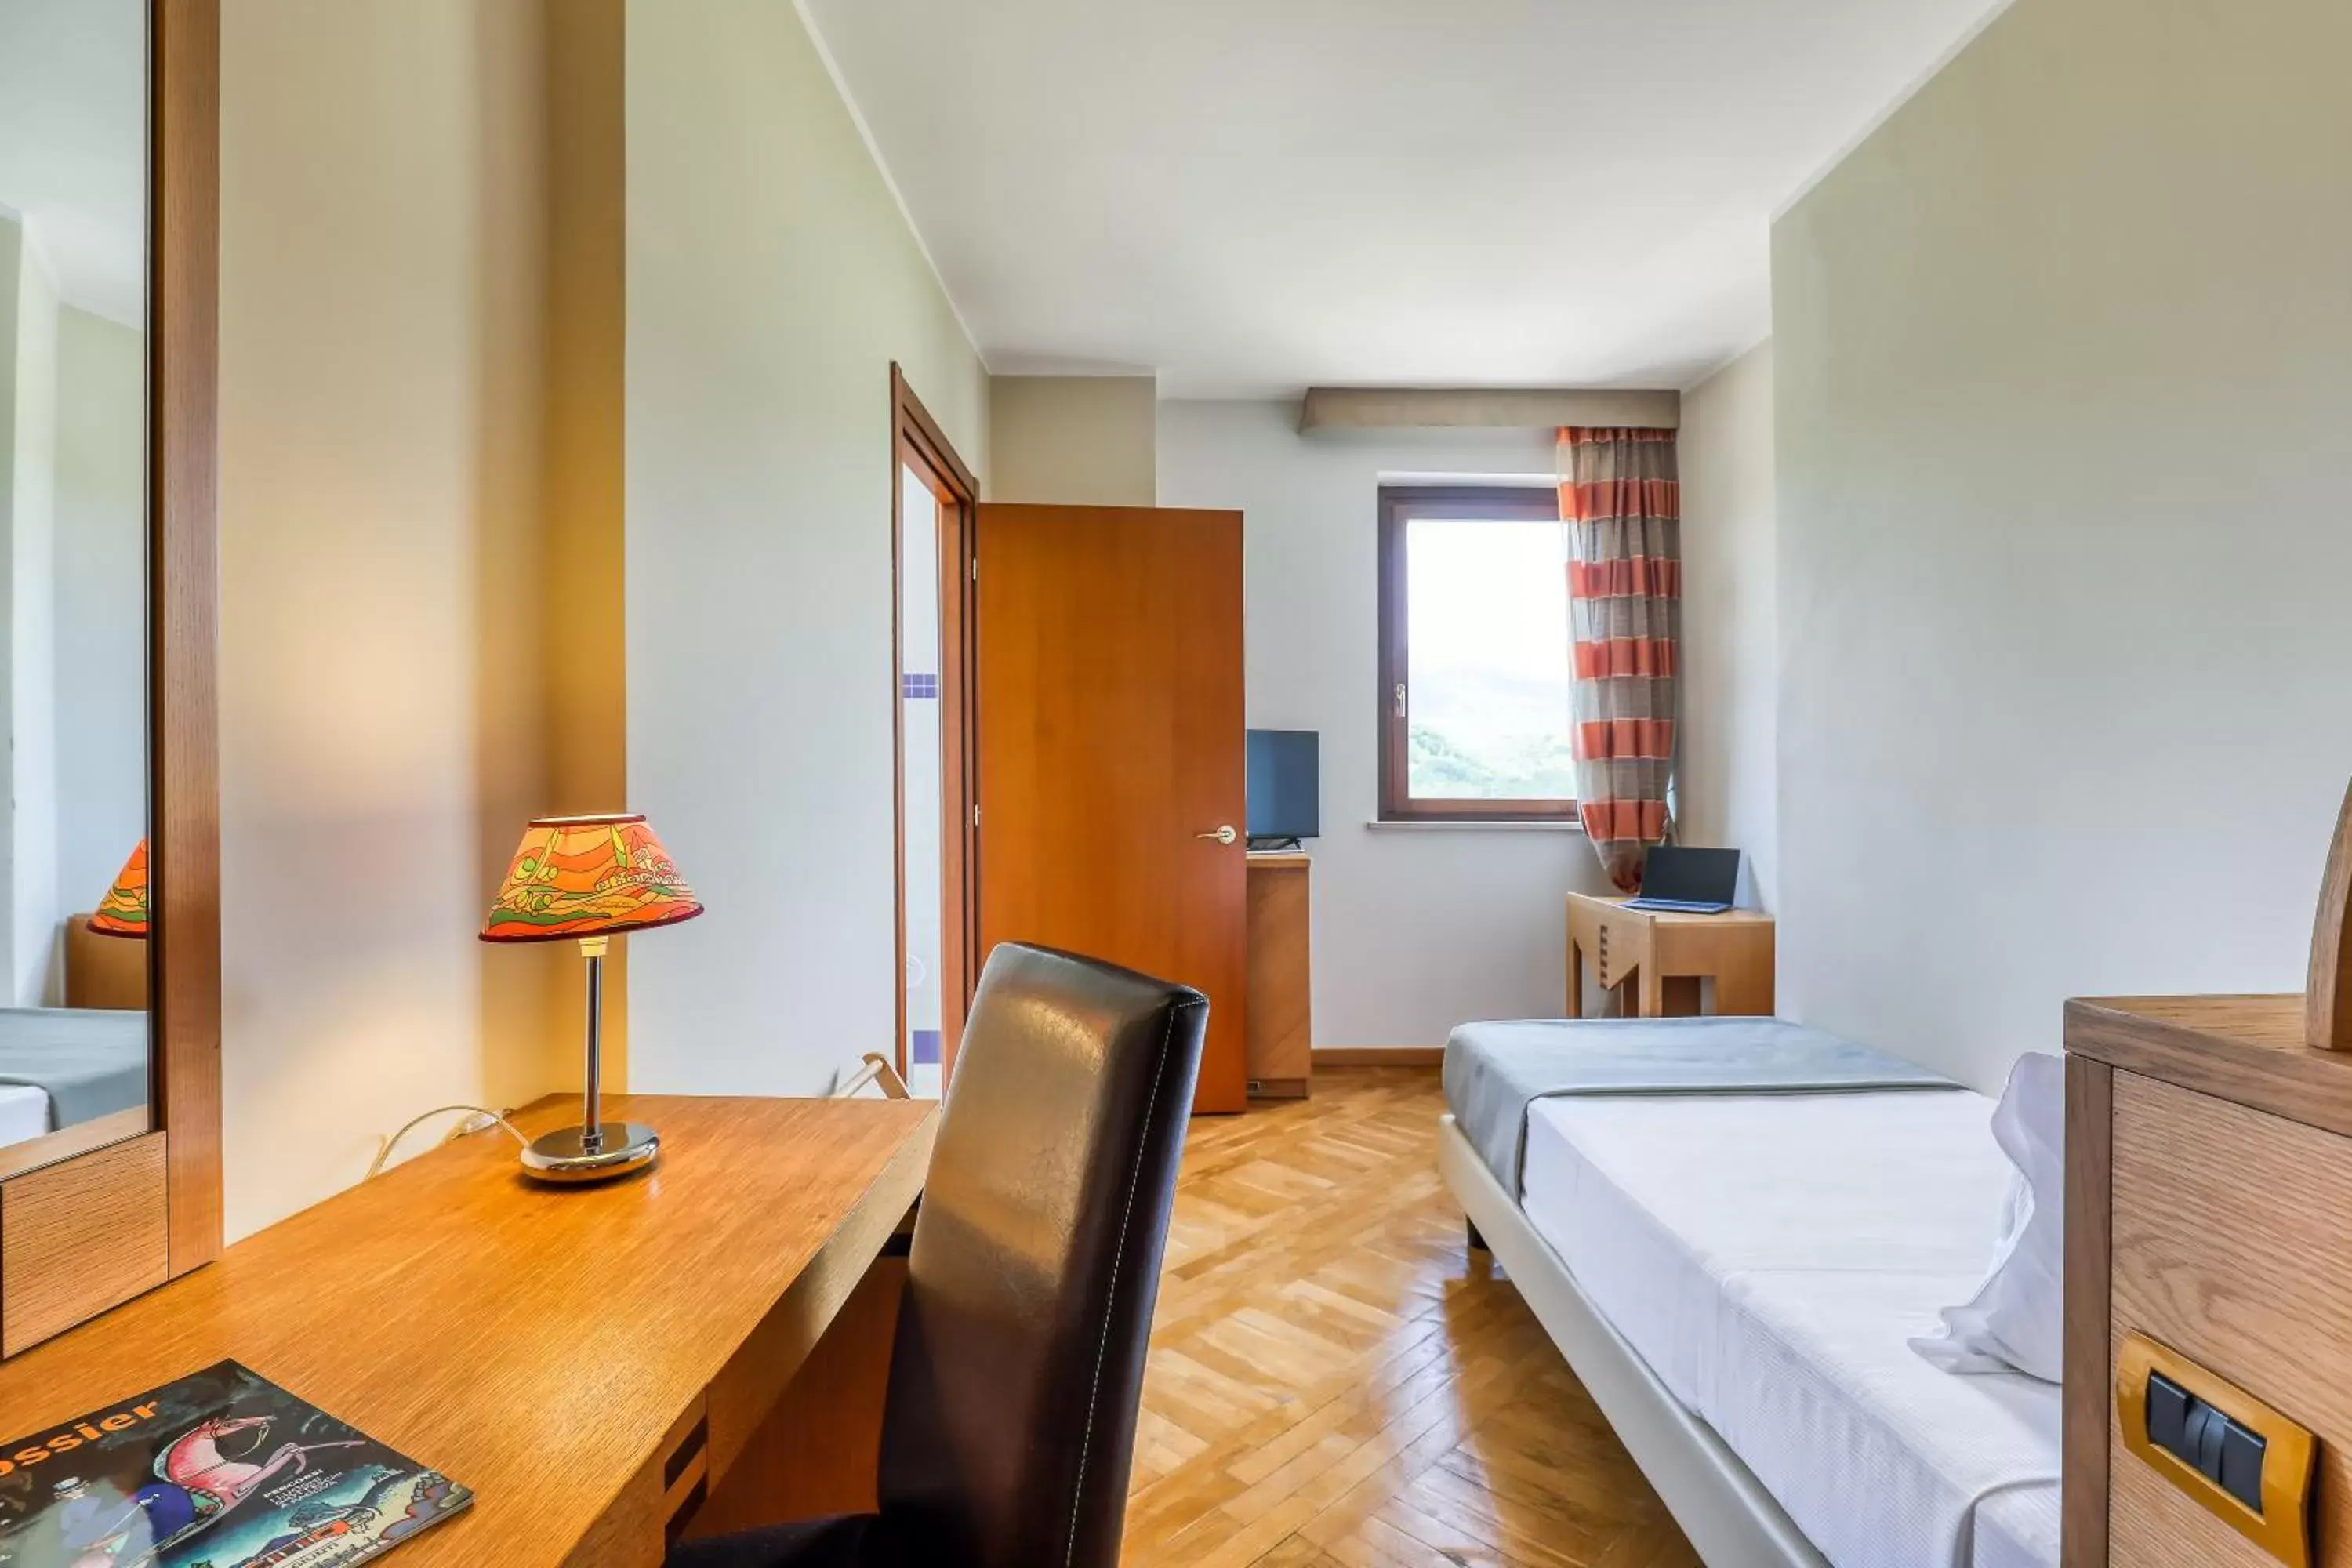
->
[1246,729,1319,849]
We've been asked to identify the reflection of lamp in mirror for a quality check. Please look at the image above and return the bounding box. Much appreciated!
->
[88,840,150,938]
[480,814,702,1184]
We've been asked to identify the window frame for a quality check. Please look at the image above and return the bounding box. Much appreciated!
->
[1377,484,1581,824]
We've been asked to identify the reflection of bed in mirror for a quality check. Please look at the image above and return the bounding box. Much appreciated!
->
[0,1006,148,1145]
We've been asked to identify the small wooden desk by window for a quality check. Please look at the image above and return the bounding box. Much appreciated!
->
[0,1094,935,1567]
[1566,893,1776,1018]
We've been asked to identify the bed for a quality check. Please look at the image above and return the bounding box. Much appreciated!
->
[1440,1019,2062,1568]
[0,1007,149,1142]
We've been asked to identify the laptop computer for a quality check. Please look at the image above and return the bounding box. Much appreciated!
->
[1624,845,1740,914]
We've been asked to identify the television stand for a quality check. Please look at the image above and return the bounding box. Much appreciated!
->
[1245,851,1313,1099]
[1247,835,1303,852]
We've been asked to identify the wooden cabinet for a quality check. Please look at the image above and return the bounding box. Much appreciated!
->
[0,1135,170,1356]
[1246,854,1312,1098]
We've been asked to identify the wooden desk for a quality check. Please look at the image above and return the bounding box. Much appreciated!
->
[1566,893,1775,1018]
[0,1093,935,1567]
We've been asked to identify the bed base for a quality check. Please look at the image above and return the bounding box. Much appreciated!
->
[1437,1113,1827,1568]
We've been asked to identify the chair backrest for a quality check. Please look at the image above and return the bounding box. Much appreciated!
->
[875,943,1207,1568]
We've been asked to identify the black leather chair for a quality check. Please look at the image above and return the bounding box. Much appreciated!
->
[670,942,1208,1568]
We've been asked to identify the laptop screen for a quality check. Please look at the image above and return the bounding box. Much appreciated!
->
[1640,846,1740,905]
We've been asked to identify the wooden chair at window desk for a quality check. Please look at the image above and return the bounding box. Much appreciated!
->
[836,1054,913,1101]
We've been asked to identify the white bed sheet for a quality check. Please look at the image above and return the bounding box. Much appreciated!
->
[1519,1091,2061,1568]
[0,1082,50,1146]
[1971,1483,2061,1568]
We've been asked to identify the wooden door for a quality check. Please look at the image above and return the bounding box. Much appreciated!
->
[976,504,1248,1113]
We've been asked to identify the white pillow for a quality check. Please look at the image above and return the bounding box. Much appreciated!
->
[1911,1051,2064,1383]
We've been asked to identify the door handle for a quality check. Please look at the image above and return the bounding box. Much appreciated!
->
[1196,826,1238,846]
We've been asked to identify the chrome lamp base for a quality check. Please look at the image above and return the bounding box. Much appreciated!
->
[521,1121,659,1184]
[518,934,660,1185]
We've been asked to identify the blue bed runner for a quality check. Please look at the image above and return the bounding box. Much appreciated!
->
[1443,1016,1958,1196]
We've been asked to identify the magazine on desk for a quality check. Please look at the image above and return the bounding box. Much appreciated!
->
[0,1360,470,1568]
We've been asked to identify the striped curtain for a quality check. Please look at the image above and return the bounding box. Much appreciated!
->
[1559,426,1680,891]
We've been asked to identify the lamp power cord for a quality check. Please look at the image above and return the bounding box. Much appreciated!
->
[367,1104,528,1180]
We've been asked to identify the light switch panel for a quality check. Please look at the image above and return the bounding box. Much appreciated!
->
[2117,1332,2314,1568]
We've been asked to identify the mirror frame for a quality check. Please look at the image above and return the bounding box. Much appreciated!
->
[0,0,221,1358]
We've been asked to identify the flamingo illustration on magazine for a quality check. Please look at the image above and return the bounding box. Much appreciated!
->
[0,1361,470,1568]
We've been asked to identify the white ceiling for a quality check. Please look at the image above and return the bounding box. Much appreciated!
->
[0,0,147,328]
[803,0,2009,397]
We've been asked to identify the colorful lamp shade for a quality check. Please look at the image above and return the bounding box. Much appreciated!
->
[88,840,151,938]
[480,814,702,944]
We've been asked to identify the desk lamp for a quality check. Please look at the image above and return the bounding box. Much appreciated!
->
[481,814,702,1183]
[89,840,150,937]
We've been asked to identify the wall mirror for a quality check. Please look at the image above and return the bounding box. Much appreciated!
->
[0,0,154,1178]
[0,0,220,1361]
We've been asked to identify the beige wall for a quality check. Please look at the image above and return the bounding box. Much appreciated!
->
[990,374,1153,506]
[1773,0,2352,1089]
[536,0,631,1082]
[215,0,967,1229]
[1675,340,1776,910]
[219,0,620,1237]
[624,0,988,1097]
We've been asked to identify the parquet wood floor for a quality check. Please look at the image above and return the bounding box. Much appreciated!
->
[1125,1068,1701,1568]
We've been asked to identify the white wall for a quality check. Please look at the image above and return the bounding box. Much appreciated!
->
[626,0,989,1096]
[0,216,29,1004]
[1,234,147,1013]
[1158,401,1617,1047]
[4,218,60,1006]
[5,0,151,1031]
[53,305,147,929]
[1676,340,1777,911]
[1773,0,2352,1091]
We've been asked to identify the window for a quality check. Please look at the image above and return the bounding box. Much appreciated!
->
[1377,485,1577,822]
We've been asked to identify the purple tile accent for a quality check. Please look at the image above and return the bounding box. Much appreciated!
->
[902,673,939,699]
[910,1029,943,1065]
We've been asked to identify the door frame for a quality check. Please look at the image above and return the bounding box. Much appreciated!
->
[891,366,980,1089]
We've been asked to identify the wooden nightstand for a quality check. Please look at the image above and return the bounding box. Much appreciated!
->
[1565,892,1776,1018]
[2059,784,2352,1566]
[2063,995,2340,1568]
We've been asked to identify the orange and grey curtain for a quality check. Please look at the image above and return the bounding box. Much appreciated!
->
[1559,426,1679,891]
